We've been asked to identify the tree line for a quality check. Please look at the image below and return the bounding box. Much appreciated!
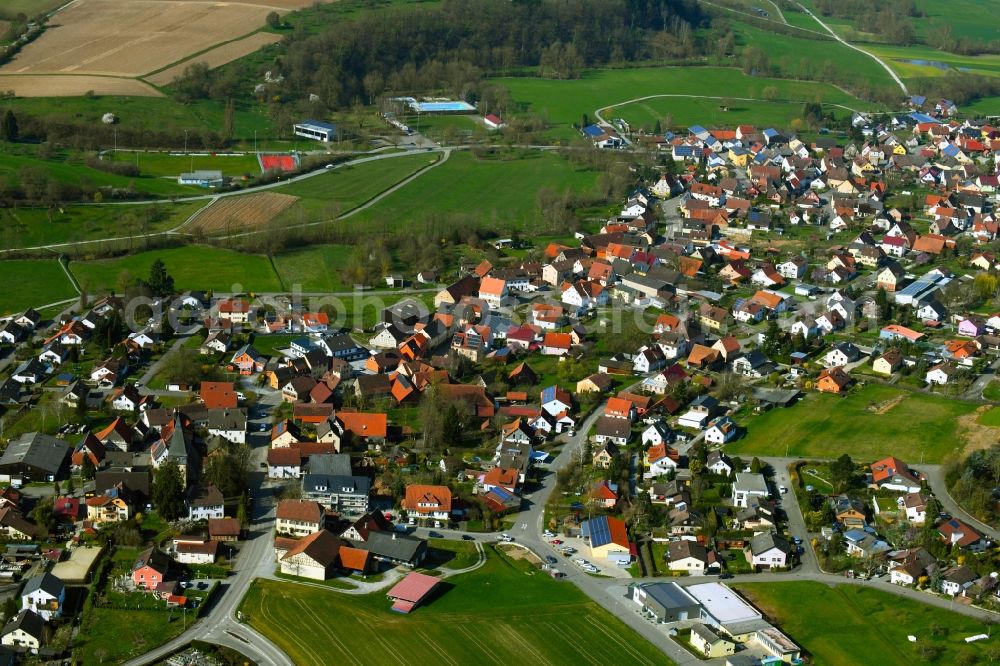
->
[175,0,706,110]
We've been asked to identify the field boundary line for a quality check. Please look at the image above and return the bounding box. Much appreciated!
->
[141,28,273,80]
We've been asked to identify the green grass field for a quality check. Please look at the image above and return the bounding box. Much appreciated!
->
[70,245,282,294]
[495,66,877,134]
[348,150,600,231]
[731,21,893,87]
[0,0,66,20]
[0,259,75,313]
[913,0,1000,43]
[1,95,275,145]
[727,385,976,463]
[864,43,1000,80]
[241,547,667,666]
[272,244,354,292]
[276,153,435,215]
[0,201,203,250]
[979,406,1000,427]
[123,152,262,178]
[983,381,1000,402]
[735,581,999,665]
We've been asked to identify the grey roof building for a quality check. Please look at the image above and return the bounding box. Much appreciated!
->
[629,582,701,623]
[0,433,70,482]
[363,531,427,567]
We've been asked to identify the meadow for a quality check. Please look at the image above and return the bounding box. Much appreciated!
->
[272,244,354,292]
[735,581,999,665]
[495,66,878,134]
[69,245,283,294]
[348,150,601,231]
[241,547,668,666]
[276,152,436,216]
[0,259,76,314]
[727,385,976,463]
[0,95,274,143]
[912,0,1000,43]
[732,20,893,88]
[0,201,204,250]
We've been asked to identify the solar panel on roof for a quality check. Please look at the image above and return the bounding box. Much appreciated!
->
[587,517,612,548]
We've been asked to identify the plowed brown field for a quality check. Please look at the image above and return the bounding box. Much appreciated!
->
[188,192,299,234]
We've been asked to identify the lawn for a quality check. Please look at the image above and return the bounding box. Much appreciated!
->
[495,66,878,134]
[0,201,203,250]
[69,245,282,294]
[240,547,667,666]
[76,606,189,664]
[123,151,263,178]
[727,385,977,463]
[348,150,602,232]
[0,259,76,313]
[426,538,480,570]
[735,581,1000,665]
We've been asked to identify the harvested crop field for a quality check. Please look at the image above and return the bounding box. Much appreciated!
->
[2,0,271,77]
[0,74,162,97]
[188,192,299,234]
[146,32,282,86]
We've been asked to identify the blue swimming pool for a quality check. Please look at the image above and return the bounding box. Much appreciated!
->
[411,101,476,113]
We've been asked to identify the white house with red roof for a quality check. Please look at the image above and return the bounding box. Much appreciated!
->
[870,456,921,493]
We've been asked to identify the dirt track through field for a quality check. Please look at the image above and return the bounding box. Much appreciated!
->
[146,32,282,86]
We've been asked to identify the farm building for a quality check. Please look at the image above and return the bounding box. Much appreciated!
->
[293,120,338,142]
[178,170,224,188]
[386,571,440,613]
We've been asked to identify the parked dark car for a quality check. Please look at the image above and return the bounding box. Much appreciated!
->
[428,531,444,538]
[462,534,475,541]
[719,573,734,579]
[545,556,558,564]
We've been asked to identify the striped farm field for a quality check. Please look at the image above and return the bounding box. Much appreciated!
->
[187,192,299,234]
[240,547,667,666]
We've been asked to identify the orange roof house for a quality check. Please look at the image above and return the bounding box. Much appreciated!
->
[912,234,946,255]
[402,485,452,517]
[687,344,720,368]
[817,366,851,394]
[605,397,635,420]
[201,382,237,409]
[337,412,388,440]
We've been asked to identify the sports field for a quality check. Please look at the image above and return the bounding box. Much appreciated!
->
[69,245,282,294]
[241,548,667,666]
[495,66,878,133]
[727,385,976,463]
[0,259,76,314]
[349,151,600,231]
[735,581,999,665]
